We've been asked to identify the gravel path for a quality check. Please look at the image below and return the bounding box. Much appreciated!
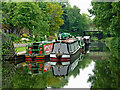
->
[17,51,26,55]
[14,43,31,48]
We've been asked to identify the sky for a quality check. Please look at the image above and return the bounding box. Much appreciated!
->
[69,0,92,15]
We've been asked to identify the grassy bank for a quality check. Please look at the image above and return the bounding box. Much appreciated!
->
[15,47,26,53]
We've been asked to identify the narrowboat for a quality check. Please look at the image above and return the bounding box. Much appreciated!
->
[25,41,53,63]
[50,38,81,76]
[25,41,53,74]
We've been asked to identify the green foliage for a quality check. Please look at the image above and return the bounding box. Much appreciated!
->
[88,56,119,88]
[46,3,64,35]
[88,37,119,88]
[88,4,120,88]
[11,67,36,88]
[2,2,64,37]
[88,2,120,85]
[105,37,119,59]
[7,34,20,41]
[89,2,120,36]
[2,61,16,88]
[91,37,98,41]
[11,2,46,35]
[11,66,68,88]
[2,43,9,55]
[59,5,91,36]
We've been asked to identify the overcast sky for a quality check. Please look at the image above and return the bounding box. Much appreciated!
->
[69,0,92,15]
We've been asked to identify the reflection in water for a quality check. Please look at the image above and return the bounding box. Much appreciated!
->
[88,56,119,88]
[52,65,69,76]
[6,53,92,88]
[64,61,95,88]
[88,37,119,88]
[51,58,80,77]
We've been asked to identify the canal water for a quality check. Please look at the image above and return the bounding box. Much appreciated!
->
[64,61,95,88]
[2,39,119,89]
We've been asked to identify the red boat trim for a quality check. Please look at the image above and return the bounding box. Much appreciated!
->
[35,60,45,62]
[25,58,32,59]
[50,60,70,62]
[50,57,70,62]
[50,57,57,60]
[25,59,32,60]
[34,58,45,60]
[26,60,32,61]
[34,58,41,59]
[50,58,70,60]
[50,57,70,59]
[37,57,45,59]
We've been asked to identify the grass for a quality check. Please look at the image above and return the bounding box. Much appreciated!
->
[15,47,26,53]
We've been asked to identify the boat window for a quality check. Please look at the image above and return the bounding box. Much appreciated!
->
[68,44,72,52]
[60,44,69,53]
[68,43,74,53]
[74,42,78,50]
[76,41,79,48]
[52,43,69,54]
[52,43,60,53]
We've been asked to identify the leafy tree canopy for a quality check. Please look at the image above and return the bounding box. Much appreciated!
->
[59,4,91,36]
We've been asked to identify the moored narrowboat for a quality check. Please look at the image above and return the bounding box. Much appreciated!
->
[25,41,53,74]
[25,41,53,63]
[50,38,81,76]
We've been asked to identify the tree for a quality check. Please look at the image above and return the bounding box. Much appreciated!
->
[59,5,91,36]
[2,2,17,33]
[2,2,64,37]
[46,3,64,35]
[88,2,120,36]
[88,2,120,88]
[11,2,49,35]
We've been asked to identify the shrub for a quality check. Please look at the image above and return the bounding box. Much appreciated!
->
[8,34,20,41]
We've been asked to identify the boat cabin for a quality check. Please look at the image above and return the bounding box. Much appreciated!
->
[50,38,81,76]
[50,39,80,63]
[25,41,53,63]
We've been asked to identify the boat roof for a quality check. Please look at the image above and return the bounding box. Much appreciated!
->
[28,41,53,46]
[56,38,77,43]
[62,39,76,42]
[76,36,83,40]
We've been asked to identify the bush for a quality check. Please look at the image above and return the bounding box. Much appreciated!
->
[8,34,20,41]
[21,34,29,38]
